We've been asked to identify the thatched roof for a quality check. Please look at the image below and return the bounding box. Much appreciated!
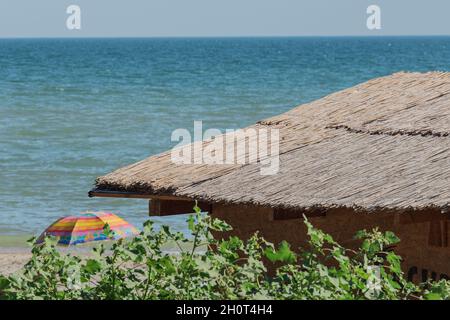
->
[91,72,450,212]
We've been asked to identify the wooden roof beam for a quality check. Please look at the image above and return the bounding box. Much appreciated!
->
[88,189,192,201]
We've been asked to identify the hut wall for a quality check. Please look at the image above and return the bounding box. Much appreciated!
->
[211,204,450,282]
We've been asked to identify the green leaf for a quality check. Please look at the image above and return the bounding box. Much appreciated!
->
[187,215,195,232]
[84,259,102,274]
[264,241,297,264]
[384,231,400,245]
[424,293,443,300]
[0,276,10,290]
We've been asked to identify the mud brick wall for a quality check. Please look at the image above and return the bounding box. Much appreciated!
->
[211,204,450,282]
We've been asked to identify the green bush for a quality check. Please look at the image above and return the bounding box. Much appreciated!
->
[0,204,448,300]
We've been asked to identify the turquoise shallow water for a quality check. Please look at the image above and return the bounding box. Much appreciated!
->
[1,37,450,242]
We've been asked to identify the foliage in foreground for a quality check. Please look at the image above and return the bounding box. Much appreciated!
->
[0,205,449,300]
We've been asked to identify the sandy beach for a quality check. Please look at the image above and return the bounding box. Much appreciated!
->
[0,235,32,275]
[0,250,31,276]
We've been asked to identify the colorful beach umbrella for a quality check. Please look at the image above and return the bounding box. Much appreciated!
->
[37,212,139,246]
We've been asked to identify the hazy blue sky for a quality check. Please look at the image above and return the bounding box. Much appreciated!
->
[0,0,449,37]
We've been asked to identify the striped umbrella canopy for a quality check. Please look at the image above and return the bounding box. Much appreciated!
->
[37,212,139,246]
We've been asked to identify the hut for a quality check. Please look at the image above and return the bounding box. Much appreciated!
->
[89,72,450,282]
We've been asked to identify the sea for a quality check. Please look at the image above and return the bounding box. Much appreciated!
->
[1,36,450,245]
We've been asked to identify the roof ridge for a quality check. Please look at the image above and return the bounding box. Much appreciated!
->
[327,124,450,138]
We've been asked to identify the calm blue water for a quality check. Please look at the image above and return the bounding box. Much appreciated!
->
[1,37,450,238]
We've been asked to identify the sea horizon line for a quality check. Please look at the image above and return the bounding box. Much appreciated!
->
[1,34,450,40]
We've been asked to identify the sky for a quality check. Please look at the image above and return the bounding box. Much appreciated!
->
[0,0,449,37]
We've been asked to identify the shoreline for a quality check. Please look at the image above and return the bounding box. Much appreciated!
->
[0,236,198,277]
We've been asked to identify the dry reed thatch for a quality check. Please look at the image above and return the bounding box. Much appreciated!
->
[92,72,450,212]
